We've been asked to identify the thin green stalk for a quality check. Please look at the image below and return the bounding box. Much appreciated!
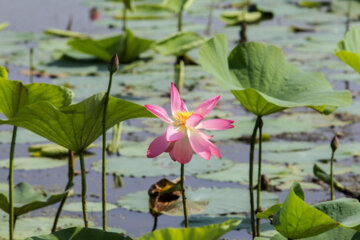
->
[256,117,263,236]
[178,10,183,32]
[174,59,185,94]
[108,122,123,155]
[102,70,114,231]
[123,7,127,31]
[52,150,74,232]
[180,163,188,228]
[8,126,17,240]
[249,119,259,238]
[29,48,34,84]
[345,0,352,34]
[205,0,215,35]
[79,151,89,227]
[330,150,335,200]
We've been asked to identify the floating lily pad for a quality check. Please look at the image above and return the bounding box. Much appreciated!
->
[118,187,278,215]
[211,113,349,141]
[25,227,130,240]
[63,202,117,212]
[0,217,95,240]
[0,157,66,170]
[196,163,295,185]
[114,4,174,19]
[92,155,234,177]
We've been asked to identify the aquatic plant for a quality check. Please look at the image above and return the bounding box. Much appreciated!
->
[145,82,234,227]
[199,35,352,238]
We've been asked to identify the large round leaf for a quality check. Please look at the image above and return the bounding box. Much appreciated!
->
[0,182,69,217]
[198,35,351,116]
[0,157,67,170]
[4,93,154,152]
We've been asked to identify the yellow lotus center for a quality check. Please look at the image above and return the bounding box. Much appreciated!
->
[173,111,193,127]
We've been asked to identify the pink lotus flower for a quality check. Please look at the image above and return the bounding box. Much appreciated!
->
[145,83,234,164]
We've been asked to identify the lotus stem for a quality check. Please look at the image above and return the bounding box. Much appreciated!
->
[180,163,189,228]
[29,48,34,84]
[79,151,89,227]
[205,0,215,35]
[152,216,158,232]
[330,150,335,200]
[330,136,338,201]
[101,69,115,232]
[249,118,259,238]
[108,122,122,155]
[52,150,74,232]
[256,117,263,236]
[178,9,183,32]
[122,7,127,31]
[8,126,17,240]
[345,0,352,34]
[174,59,185,94]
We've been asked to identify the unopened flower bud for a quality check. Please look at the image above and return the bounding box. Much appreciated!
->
[331,136,338,152]
[108,54,119,74]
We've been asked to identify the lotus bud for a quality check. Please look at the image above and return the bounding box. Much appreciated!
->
[108,54,119,74]
[331,136,338,152]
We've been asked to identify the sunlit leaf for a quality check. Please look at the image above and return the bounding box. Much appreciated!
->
[0,22,9,32]
[5,93,154,152]
[44,28,88,38]
[199,35,351,116]
[162,0,195,13]
[153,31,205,57]
[138,219,240,240]
[67,29,154,63]
[0,78,73,119]
[335,26,360,74]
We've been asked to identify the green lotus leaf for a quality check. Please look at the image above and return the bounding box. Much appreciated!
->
[4,93,154,152]
[273,183,339,239]
[0,66,7,79]
[313,164,344,190]
[153,31,205,57]
[0,22,9,32]
[114,4,174,20]
[199,34,352,116]
[138,219,241,240]
[25,227,132,240]
[44,28,88,38]
[220,11,271,25]
[162,0,195,13]
[0,78,73,119]
[67,29,154,63]
[0,182,69,217]
[335,26,360,74]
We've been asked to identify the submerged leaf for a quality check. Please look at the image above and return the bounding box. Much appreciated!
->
[199,35,351,116]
